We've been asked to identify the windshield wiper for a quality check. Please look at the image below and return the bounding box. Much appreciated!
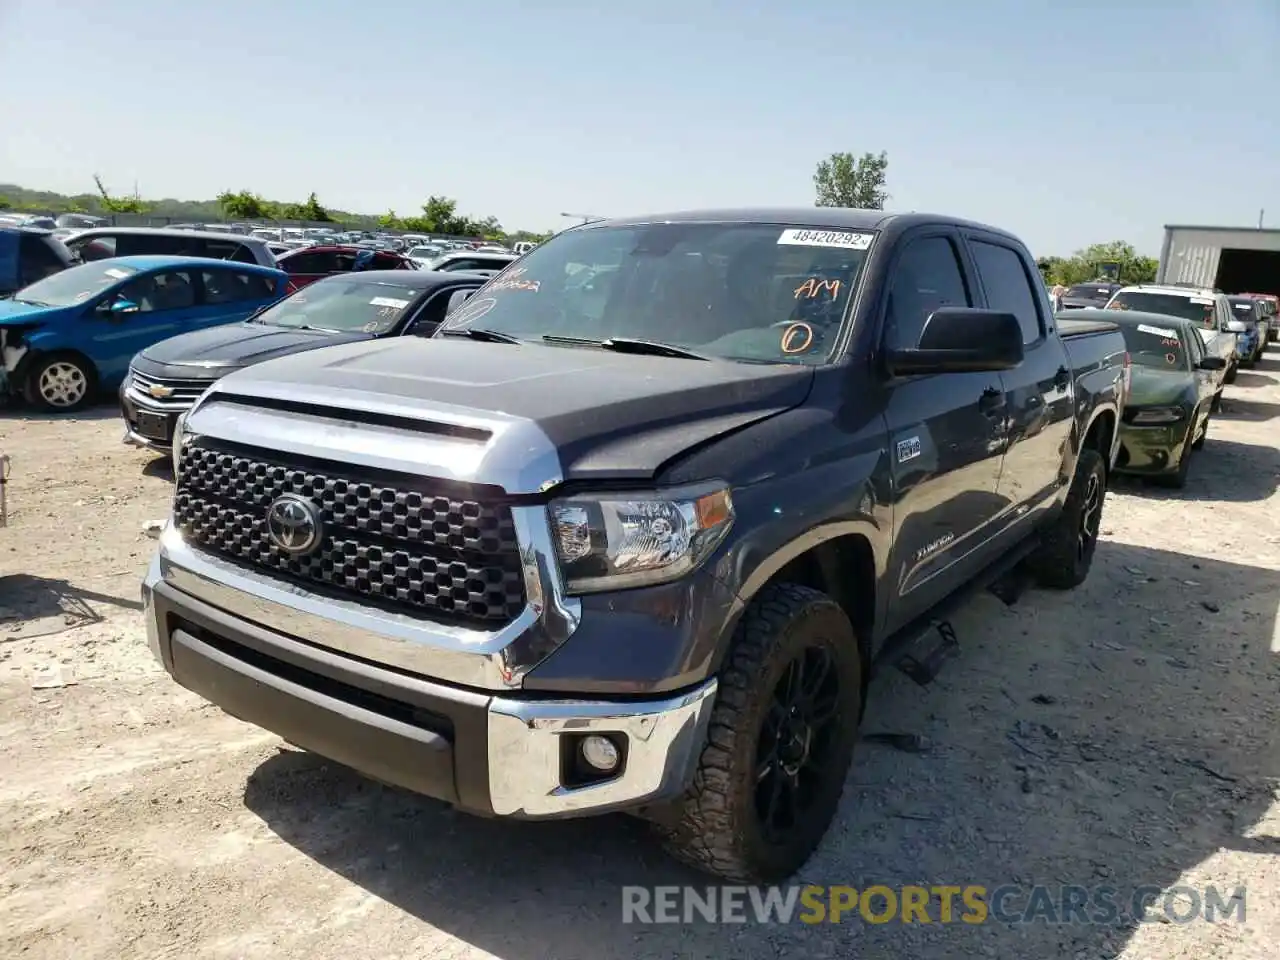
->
[12,298,50,307]
[440,327,522,344]
[541,334,710,361]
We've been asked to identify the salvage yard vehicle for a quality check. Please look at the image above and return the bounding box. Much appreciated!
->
[274,245,417,294]
[0,226,74,299]
[425,249,517,275]
[1105,283,1241,384]
[121,270,487,451]
[143,208,1128,882]
[1243,293,1278,342]
[1059,281,1122,310]
[1226,296,1265,365]
[0,256,286,411]
[63,228,277,269]
[1078,308,1225,488]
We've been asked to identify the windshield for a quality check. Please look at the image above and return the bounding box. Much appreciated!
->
[1107,291,1217,330]
[1116,319,1189,370]
[14,261,137,306]
[1228,299,1258,323]
[438,222,873,364]
[408,246,441,258]
[255,277,422,333]
[1065,284,1116,300]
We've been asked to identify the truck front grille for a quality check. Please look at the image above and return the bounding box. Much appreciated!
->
[173,442,526,626]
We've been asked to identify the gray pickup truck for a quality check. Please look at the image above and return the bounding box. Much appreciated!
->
[142,209,1129,882]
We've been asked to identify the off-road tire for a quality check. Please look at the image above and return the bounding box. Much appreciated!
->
[22,352,96,413]
[1224,362,1237,384]
[1025,447,1107,590]
[1210,390,1223,413]
[648,583,863,883]
[1157,437,1194,489]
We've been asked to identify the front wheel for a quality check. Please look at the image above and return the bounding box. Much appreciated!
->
[1224,362,1238,384]
[23,354,96,412]
[1025,447,1107,590]
[649,583,863,883]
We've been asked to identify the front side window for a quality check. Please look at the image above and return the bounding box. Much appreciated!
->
[883,236,972,351]
[13,260,138,306]
[440,222,874,364]
[118,270,196,311]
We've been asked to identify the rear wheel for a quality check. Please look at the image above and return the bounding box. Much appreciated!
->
[650,583,862,882]
[1191,411,1208,451]
[23,354,96,413]
[1025,448,1106,590]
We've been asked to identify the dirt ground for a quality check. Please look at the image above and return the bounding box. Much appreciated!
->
[1,354,1278,960]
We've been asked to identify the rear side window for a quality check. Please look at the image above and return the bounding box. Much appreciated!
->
[280,251,335,274]
[203,270,277,304]
[883,236,972,351]
[970,241,1043,344]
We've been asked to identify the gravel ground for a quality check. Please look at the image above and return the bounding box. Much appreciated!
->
[1,351,1278,960]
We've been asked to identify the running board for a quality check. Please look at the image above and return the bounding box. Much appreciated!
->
[872,534,1043,686]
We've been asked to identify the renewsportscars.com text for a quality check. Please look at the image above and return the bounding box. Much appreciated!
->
[621,884,1247,926]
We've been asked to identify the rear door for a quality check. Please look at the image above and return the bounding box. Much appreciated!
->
[881,229,1007,634]
[197,267,283,327]
[964,233,1074,521]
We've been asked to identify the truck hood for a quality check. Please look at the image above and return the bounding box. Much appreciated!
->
[138,322,373,371]
[1127,366,1194,407]
[0,298,54,325]
[196,337,815,489]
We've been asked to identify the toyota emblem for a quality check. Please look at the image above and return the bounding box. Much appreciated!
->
[265,494,323,556]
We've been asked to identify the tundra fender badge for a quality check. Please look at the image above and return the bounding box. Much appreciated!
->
[896,436,922,463]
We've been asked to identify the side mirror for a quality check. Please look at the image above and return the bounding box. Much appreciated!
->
[445,288,475,314]
[110,299,139,316]
[884,307,1024,376]
[1198,356,1227,370]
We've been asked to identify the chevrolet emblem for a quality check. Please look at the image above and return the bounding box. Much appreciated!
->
[148,383,174,399]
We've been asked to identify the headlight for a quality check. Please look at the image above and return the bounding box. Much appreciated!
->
[1130,405,1185,425]
[171,411,188,467]
[549,483,734,593]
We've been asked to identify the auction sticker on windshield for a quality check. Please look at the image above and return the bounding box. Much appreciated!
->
[369,296,409,309]
[1137,323,1177,339]
[777,229,873,250]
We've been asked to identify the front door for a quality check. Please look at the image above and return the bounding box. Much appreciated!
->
[882,231,1008,635]
[86,268,197,385]
[965,235,1075,524]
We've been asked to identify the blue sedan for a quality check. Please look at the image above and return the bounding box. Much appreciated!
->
[0,255,286,411]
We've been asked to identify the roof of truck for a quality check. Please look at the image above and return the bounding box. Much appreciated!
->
[582,207,1023,241]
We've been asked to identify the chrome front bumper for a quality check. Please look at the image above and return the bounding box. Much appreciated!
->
[142,553,717,818]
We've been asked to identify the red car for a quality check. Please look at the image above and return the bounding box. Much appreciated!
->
[275,245,415,293]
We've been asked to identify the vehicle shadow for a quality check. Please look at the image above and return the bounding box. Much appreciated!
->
[1214,396,1280,422]
[242,537,1280,959]
[142,456,174,482]
[1230,371,1276,390]
[1113,437,1280,503]
[0,572,143,636]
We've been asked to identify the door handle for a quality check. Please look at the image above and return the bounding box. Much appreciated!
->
[1053,366,1070,389]
[978,387,1005,417]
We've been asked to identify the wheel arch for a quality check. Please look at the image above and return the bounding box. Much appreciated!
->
[716,523,882,691]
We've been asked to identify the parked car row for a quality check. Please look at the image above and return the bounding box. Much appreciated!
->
[1086,281,1277,488]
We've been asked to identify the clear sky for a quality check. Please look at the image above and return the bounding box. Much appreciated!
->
[2,0,1275,256]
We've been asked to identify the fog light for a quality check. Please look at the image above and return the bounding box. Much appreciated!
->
[580,734,620,772]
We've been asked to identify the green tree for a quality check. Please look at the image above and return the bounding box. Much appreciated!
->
[813,151,889,209]
[93,174,151,214]
[377,209,403,229]
[217,189,275,220]
[1042,241,1158,287]
[0,195,10,210]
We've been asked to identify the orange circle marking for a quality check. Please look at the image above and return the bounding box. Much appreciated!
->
[781,322,814,354]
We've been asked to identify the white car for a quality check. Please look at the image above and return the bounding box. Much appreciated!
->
[1105,284,1241,384]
